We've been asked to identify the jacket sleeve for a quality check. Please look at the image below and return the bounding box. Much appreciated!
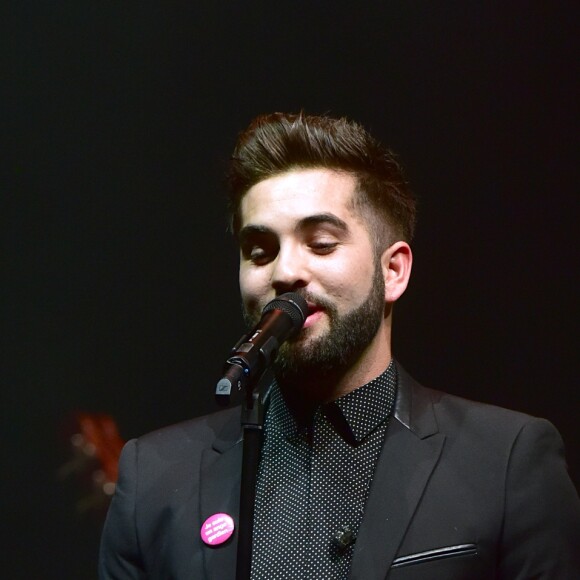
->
[499,418,580,578]
[98,439,146,580]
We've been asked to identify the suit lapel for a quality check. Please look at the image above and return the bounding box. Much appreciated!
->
[197,371,444,580]
[350,371,445,580]
[199,412,243,580]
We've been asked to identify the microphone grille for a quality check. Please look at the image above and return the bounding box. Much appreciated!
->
[262,292,309,331]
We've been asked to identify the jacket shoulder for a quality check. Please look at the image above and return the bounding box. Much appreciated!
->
[134,405,241,457]
[397,365,553,443]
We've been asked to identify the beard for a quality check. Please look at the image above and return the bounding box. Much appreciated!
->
[242,260,386,392]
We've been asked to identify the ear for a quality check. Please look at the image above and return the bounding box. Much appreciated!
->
[381,241,413,303]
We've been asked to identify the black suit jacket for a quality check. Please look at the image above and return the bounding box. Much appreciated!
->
[99,367,580,578]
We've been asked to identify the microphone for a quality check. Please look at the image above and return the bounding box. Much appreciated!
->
[333,525,355,550]
[215,292,308,405]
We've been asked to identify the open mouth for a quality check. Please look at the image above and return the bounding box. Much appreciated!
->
[303,304,324,329]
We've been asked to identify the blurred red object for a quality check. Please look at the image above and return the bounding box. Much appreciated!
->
[59,412,125,513]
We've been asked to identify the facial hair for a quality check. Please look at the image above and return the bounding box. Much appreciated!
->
[242,259,386,393]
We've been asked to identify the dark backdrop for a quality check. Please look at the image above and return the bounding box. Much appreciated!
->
[2,2,578,578]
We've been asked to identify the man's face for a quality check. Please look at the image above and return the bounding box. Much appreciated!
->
[238,168,386,380]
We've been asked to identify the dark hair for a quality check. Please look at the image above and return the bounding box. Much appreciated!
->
[227,112,416,248]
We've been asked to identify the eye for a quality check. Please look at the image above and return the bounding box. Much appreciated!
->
[309,240,339,255]
[241,238,278,265]
[249,246,272,265]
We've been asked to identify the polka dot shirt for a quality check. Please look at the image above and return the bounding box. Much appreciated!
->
[251,361,397,579]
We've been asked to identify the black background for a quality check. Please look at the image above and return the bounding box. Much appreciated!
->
[2,2,578,578]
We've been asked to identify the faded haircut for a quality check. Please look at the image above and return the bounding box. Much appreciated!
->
[227,112,416,252]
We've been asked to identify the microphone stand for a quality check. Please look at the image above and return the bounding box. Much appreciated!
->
[236,383,264,580]
[215,294,308,579]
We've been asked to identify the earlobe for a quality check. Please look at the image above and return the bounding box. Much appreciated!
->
[382,241,413,303]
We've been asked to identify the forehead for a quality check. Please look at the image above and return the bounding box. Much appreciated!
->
[239,168,359,228]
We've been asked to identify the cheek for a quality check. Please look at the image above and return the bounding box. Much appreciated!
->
[321,257,375,303]
[238,268,253,302]
[239,265,269,307]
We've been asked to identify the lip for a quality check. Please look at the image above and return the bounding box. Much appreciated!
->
[303,306,324,329]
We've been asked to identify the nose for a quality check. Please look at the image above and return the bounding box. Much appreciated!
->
[271,243,309,294]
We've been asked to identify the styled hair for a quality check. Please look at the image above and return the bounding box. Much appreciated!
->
[227,112,416,248]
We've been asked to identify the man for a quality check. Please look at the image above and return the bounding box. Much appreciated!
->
[99,112,580,579]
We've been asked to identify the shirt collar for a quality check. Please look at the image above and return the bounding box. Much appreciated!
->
[264,360,398,445]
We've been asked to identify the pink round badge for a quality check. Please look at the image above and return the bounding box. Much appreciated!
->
[200,513,235,546]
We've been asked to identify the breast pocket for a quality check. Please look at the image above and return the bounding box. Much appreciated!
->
[391,543,478,569]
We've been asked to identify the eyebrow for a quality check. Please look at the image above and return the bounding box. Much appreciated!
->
[239,213,349,244]
[238,224,273,245]
[298,213,349,232]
